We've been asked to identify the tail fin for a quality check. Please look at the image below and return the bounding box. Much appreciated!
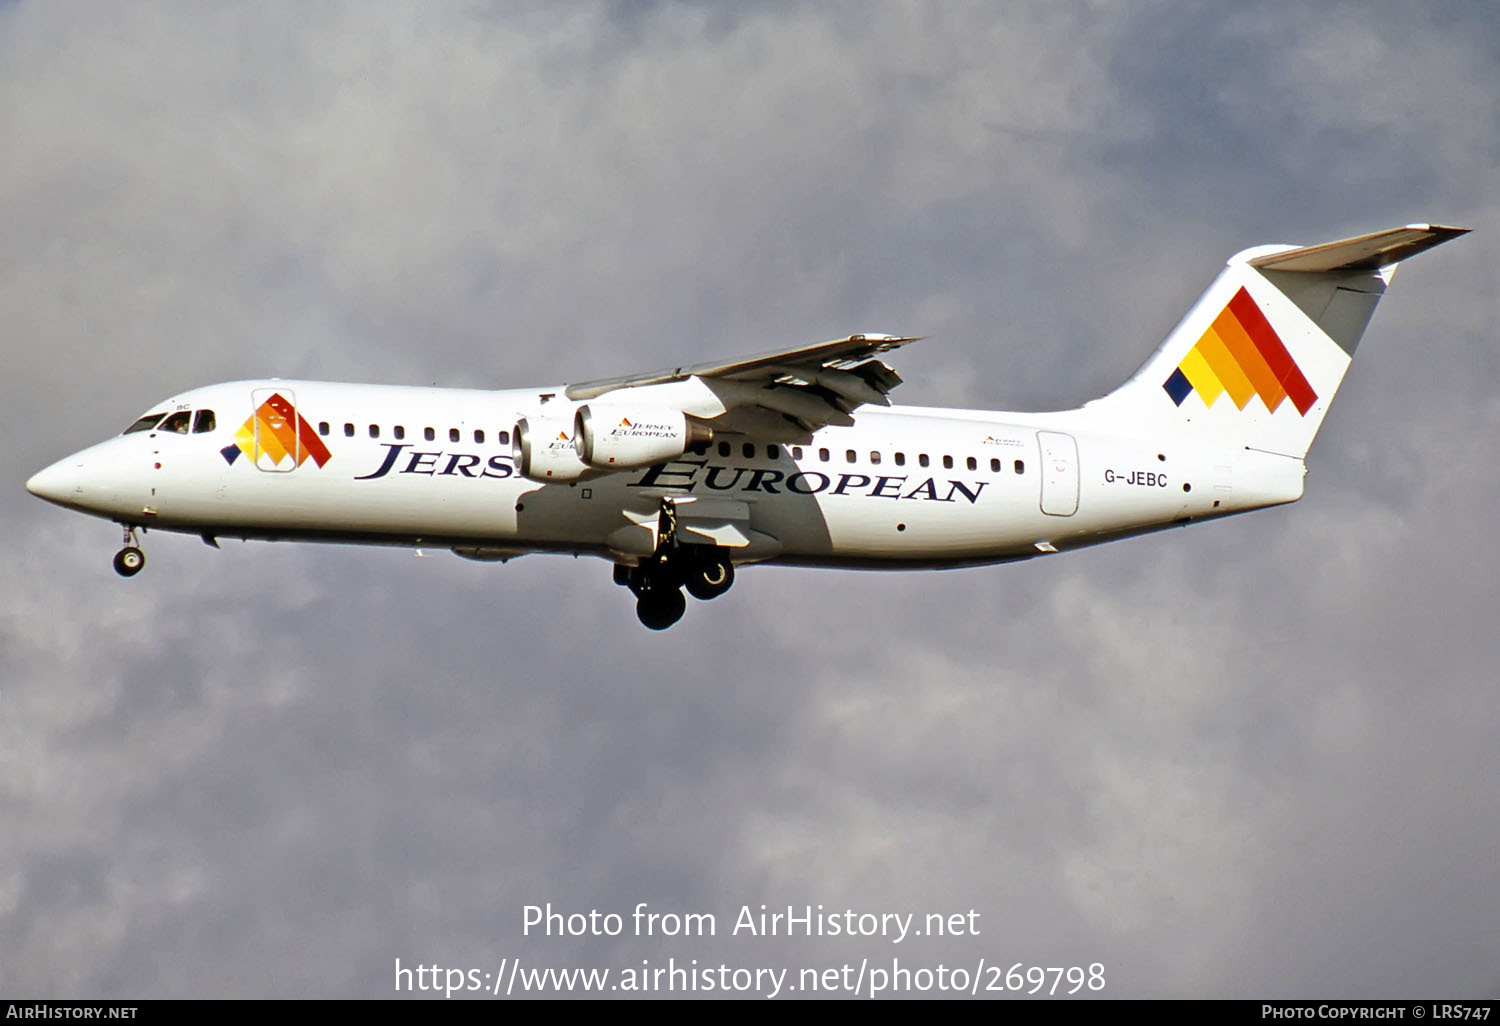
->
[1093,224,1468,459]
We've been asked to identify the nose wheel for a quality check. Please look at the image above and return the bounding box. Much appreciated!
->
[113,525,145,577]
[113,547,145,577]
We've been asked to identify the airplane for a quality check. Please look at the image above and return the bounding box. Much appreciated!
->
[26,223,1467,629]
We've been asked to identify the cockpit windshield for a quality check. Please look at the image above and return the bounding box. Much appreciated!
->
[122,409,217,436]
[159,411,192,434]
[123,413,166,434]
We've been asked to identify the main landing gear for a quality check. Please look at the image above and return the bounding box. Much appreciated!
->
[113,525,145,578]
[616,503,736,630]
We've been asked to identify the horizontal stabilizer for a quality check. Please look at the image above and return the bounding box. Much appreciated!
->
[1248,224,1469,272]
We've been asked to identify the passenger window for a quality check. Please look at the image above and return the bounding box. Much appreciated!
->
[819,448,830,462]
[791,446,803,460]
[424,427,435,442]
[845,449,857,464]
[499,430,510,445]
[344,423,355,437]
[192,410,216,433]
[318,421,330,437]
[942,455,953,470]
[474,429,485,444]
[870,451,881,465]
[742,443,755,459]
[124,413,166,434]
[718,441,731,457]
[369,425,380,439]
[159,411,191,434]
[449,428,460,443]
[918,453,930,468]
[1014,459,1025,474]
[394,426,405,440]
[966,456,977,471]
[894,452,906,467]
[767,444,780,460]
[990,458,1001,473]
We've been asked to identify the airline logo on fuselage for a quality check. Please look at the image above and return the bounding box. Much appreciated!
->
[221,393,332,468]
[630,460,988,503]
[353,444,989,504]
[1162,287,1317,415]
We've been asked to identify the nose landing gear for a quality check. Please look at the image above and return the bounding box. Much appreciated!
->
[113,525,145,578]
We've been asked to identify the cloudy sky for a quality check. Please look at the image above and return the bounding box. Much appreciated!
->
[3,0,1497,1000]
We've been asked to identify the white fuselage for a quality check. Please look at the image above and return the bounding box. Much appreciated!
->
[28,378,1306,569]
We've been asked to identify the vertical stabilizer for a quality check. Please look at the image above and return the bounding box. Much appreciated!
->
[1090,224,1467,459]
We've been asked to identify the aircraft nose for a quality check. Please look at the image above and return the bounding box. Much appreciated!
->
[26,457,87,505]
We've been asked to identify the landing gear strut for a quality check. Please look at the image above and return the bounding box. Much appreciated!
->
[617,501,737,629]
[113,525,145,578]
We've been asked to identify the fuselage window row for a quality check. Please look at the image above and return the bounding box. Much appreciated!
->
[689,443,1007,475]
[145,411,1023,476]
[312,420,516,445]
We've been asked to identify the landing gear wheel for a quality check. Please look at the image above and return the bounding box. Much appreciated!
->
[684,555,734,600]
[636,588,686,630]
[626,565,669,600]
[113,546,145,577]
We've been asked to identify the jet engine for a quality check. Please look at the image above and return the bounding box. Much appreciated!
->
[573,405,713,471]
[512,415,590,481]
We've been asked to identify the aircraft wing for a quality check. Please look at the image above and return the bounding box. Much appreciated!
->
[564,333,921,437]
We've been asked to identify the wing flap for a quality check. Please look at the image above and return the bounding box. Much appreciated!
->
[708,379,856,429]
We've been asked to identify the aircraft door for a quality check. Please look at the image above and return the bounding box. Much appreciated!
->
[1037,431,1079,516]
[249,387,301,472]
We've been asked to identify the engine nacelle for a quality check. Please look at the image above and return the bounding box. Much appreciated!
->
[574,404,713,470]
[513,416,590,482]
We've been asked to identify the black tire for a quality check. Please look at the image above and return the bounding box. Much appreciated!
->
[627,559,680,599]
[636,588,686,630]
[113,546,145,578]
[626,566,656,599]
[684,555,734,601]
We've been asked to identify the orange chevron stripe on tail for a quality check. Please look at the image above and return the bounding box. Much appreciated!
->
[1163,287,1317,415]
